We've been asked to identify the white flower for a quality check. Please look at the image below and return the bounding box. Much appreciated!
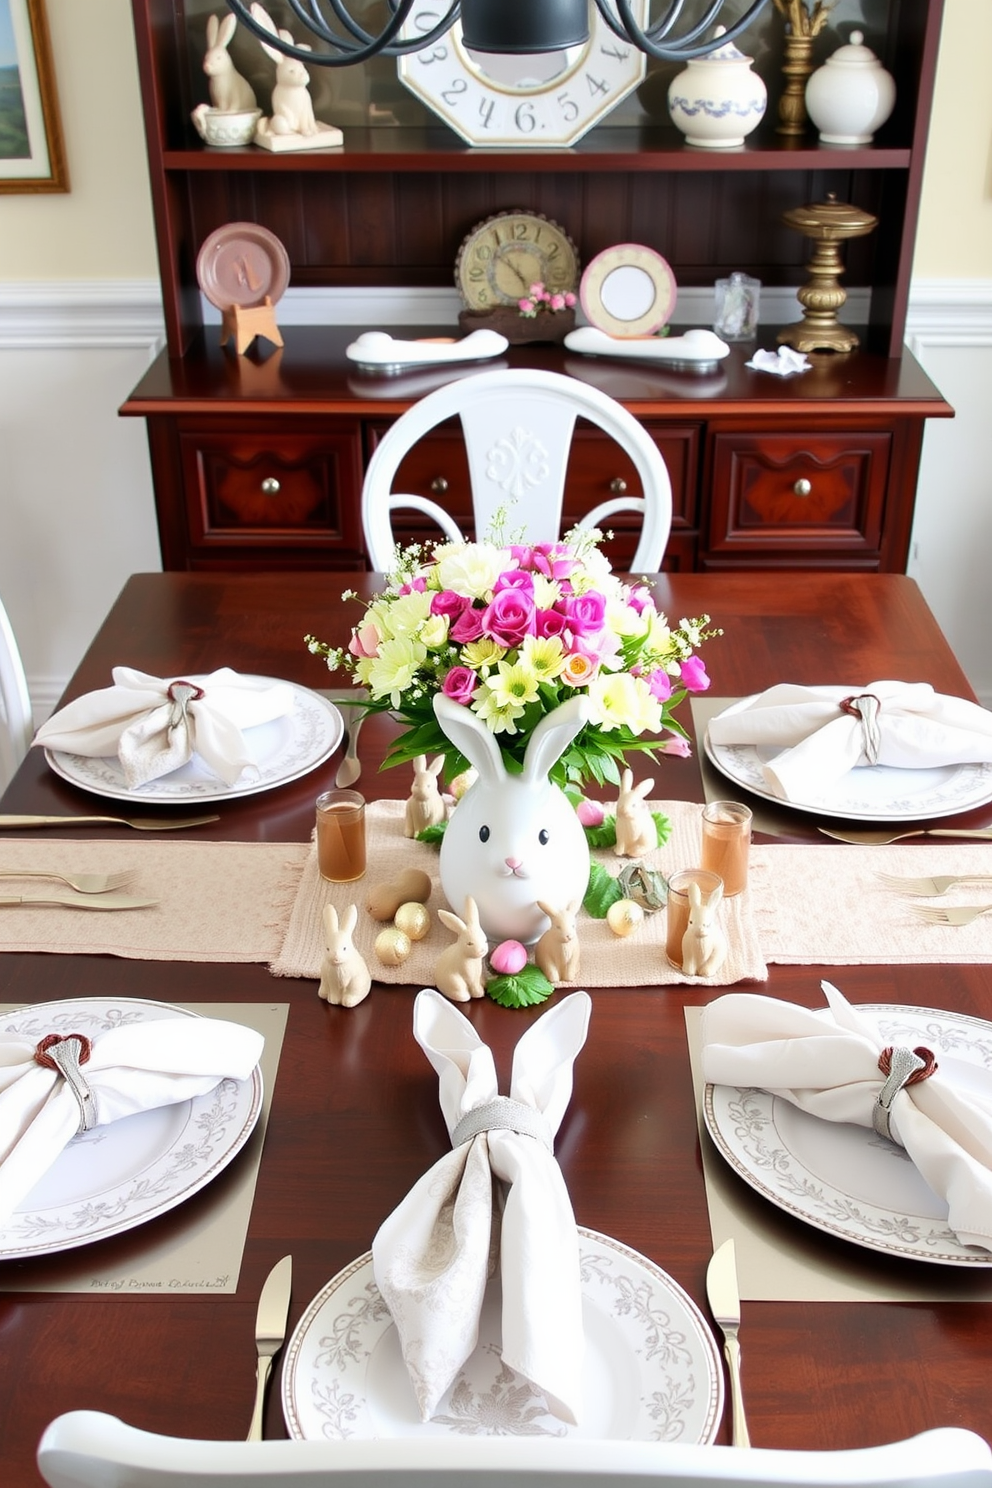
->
[435,543,508,599]
[420,612,449,648]
[379,588,431,639]
[367,635,427,707]
[586,671,662,734]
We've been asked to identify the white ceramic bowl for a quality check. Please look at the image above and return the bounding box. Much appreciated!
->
[200,108,262,147]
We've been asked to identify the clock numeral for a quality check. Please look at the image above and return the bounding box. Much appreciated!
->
[413,8,441,30]
[478,98,497,130]
[474,245,493,262]
[599,43,631,63]
[584,72,610,98]
[441,78,467,104]
[468,266,485,281]
[416,44,448,64]
[512,222,530,241]
[556,91,580,123]
[514,101,538,133]
[546,243,559,259]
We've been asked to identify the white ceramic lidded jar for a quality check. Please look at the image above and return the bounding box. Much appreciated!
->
[668,26,767,148]
[805,31,896,145]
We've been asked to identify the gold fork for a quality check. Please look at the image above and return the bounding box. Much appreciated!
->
[0,868,135,895]
[878,872,992,897]
[909,903,992,927]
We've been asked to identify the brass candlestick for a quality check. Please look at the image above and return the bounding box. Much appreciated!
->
[773,0,834,135]
[778,194,878,353]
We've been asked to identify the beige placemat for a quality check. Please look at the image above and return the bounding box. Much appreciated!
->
[271,799,768,988]
[0,840,309,961]
[684,1006,992,1302]
[0,1000,287,1294]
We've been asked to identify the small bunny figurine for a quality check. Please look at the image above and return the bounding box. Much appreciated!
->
[251,2,321,138]
[318,902,372,1008]
[534,898,582,985]
[404,754,446,838]
[614,768,656,858]
[202,13,257,113]
[435,895,488,1003]
[680,880,726,978]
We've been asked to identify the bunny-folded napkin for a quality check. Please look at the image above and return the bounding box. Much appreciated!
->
[707,681,992,802]
[33,667,294,788]
[701,981,992,1252]
[372,987,590,1425]
[0,1015,264,1225]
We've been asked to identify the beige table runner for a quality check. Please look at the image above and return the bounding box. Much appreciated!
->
[684,1006,992,1302]
[271,799,768,988]
[0,1000,287,1294]
[0,840,309,961]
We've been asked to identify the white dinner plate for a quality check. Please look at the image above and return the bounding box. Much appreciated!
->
[282,1228,722,1442]
[44,678,343,804]
[0,998,262,1259]
[704,691,992,821]
[704,1003,992,1267]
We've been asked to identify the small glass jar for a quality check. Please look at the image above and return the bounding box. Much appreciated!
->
[316,788,367,883]
[714,272,760,341]
[700,801,752,897]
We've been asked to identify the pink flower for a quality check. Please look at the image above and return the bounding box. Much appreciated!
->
[564,291,577,308]
[348,621,380,659]
[549,293,566,311]
[442,665,477,706]
[398,576,426,594]
[659,737,692,758]
[431,589,471,622]
[646,667,673,702]
[494,568,534,596]
[481,587,536,648]
[561,651,598,686]
[449,605,485,643]
[627,584,654,616]
[535,607,568,640]
[564,590,607,636]
[529,282,545,299]
[680,655,711,693]
[576,798,605,827]
[518,297,534,313]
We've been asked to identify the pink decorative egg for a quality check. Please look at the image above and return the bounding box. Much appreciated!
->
[490,940,528,975]
[576,799,606,827]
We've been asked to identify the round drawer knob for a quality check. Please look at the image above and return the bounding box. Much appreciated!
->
[609,478,628,495]
[430,476,449,495]
[793,478,812,498]
[260,477,281,496]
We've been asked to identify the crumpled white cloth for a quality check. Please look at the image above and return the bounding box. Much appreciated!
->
[701,980,992,1251]
[708,680,992,802]
[372,987,591,1425]
[33,667,294,788]
[0,1015,264,1225]
[745,347,810,376]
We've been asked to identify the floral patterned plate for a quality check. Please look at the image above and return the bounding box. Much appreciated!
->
[704,1004,992,1267]
[44,678,343,804]
[282,1228,722,1442]
[0,998,262,1258]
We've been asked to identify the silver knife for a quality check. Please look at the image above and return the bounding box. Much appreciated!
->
[706,1238,750,1448]
[246,1254,293,1442]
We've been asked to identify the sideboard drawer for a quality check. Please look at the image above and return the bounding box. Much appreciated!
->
[705,430,892,565]
[178,423,365,563]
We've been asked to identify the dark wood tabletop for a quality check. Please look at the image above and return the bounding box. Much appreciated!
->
[3,570,991,1485]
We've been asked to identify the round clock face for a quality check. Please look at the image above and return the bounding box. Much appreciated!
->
[397,1,648,148]
[579,244,677,337]
[456,212,580,310]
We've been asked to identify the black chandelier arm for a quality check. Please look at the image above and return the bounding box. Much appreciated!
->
[592,0,771,60]
[224,0,462,64]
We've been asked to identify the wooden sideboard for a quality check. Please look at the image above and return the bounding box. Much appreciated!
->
[120,325,952,574]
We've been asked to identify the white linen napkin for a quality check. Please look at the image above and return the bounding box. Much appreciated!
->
[707,681,992,802]
[701,980,992,1251]
[371,987,591,1425]
[33,667,294,788]
[0,1015,264,1224]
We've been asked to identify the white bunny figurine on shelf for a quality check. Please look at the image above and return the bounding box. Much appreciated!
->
[435,895,488,1003]
[680,879,726,978]
[404,754,446,838]
[318,902,372,1007]
[614,767,656,857]
[534,898,582,985]
[203,13,257,113]
[432,692,592,945]
[250,3,342,148]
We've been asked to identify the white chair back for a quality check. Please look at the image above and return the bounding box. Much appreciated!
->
[0,591,32,790]
[360,368,672,572]
[37,1413,992,1488]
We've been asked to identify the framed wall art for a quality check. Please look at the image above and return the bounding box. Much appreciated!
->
[0,0,67,193]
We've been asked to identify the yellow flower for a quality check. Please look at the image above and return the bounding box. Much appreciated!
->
[586,672,662,734]
[473,682,527,734]
[520,634,566,680]
[420,612,449,648]
[380,589,431,638]
[368,635,427,707]
[461,638,505,672]
[489,659,540,710]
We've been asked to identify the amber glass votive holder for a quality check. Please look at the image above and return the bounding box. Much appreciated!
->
[666,868,724,971]
[700,800,752,897]
[316,789,367,883]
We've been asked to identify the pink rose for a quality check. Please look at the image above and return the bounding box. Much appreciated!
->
[646,667,673,702]
[494,568,534,596]
[680,655,711,693]
[481,587,536,648]
[535,607,568,640]
[348,621,379,659]
[564,590,607,636]
[626,585,654,616]
[442,665,477,705]
[564,291,577,308]
[431,589,471,622]
[398,576,426,594]
[549,293,565,311]
[449,604,485,643]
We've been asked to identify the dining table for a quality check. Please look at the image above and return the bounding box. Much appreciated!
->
[3,568,992,1486]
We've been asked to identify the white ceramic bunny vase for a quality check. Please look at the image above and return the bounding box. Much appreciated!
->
[432,692,591,945]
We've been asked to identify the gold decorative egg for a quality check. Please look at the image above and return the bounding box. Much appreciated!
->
[394,901,431,941]
[375,927,412,966]
[607,898,645,937]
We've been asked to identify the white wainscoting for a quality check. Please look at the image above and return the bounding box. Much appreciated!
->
[0,279,989,725]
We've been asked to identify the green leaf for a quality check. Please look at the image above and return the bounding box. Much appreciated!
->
[487,964,556,1008]
[652,812,672,846]
[583,814,618,849]
[584,860,624,919]
[416,821,447,845]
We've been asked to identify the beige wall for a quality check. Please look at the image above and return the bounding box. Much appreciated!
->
[0,0,986,285]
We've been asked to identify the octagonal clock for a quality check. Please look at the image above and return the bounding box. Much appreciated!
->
[398,1,649,148]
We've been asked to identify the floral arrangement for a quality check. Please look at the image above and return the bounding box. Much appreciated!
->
[306,528,718,794]
[517,281,576,319]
